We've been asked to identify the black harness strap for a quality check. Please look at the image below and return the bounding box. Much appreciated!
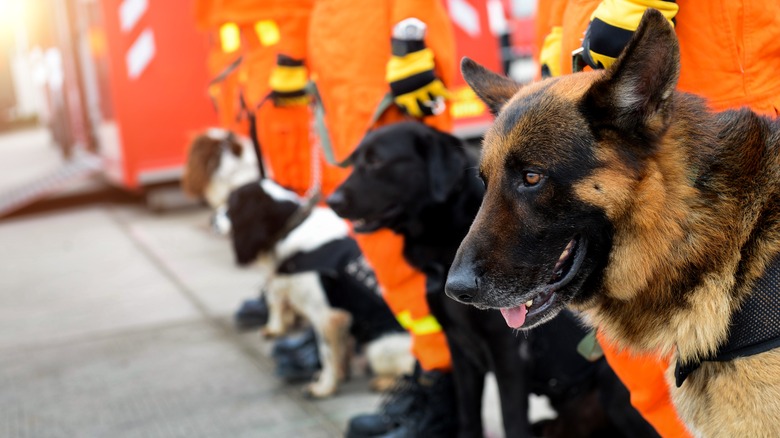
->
[675,253,780,387]
[268,191,320,247]
[240,92,269,179]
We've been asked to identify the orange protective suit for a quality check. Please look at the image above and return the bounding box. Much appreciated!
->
[193,0,249,134]
[193,0,314,195]
[304,0,457,371]
[248,0,315,195]
[540,1,780,436]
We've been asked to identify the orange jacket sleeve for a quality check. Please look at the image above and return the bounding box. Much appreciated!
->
[274,0,313,62]
[597,331,693,438]
[193,0,217,31]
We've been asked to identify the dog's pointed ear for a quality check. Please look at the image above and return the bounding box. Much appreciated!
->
[416,125,468,203]
[461,57,520,115]
[582,9,680,140]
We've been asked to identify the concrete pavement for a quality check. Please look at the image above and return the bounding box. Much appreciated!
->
[0,127,549,437]
[0,204,381,437]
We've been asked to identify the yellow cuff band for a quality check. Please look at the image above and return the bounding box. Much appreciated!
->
[540,26,563,77]
[254,20,280,47]
[394,79,450,117]
[395,311,443,335]
[269,65,308,93]
[386,48,436,83]
[219,22,241,54]
[592,0,678,31]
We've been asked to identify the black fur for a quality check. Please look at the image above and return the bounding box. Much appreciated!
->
[328,122,655,438]
[227,181,402,344]
[227,183,298,266]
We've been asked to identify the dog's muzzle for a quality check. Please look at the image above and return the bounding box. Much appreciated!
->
[326,190,348,217]
[446,245,483,305]
[445,268,480,304]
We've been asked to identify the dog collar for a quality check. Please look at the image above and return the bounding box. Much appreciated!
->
[270,192,320,245]
[675,252,780,387]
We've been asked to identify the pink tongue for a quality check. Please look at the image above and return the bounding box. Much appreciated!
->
[500,305,528,329]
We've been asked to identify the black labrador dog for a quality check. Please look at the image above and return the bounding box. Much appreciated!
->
[327,121,658,438]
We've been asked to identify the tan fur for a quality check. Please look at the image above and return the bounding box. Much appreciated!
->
[264,272,351,398]
[262,268,413,398]
[181,130,256,209]
[365,332,415,389]
[457,10,780,433]
[672,350,780,437]
[181,134,225,198]
[495,74,780,435]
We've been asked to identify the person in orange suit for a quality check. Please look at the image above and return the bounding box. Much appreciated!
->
[538,1,780,436]
[193,0,249,135]
[192,0,318,331]
[263,1,458,436]
[197,0,455,434]
[242,1,315,196]
[193,0,315,196]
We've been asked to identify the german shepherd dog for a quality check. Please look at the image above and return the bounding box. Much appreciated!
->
[447,9,780,436]
[328,122,657,438]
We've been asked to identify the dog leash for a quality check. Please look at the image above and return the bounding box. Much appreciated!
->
[307,82,396,168]
[240,92,268,179]
[207,54,269,180]
[247,82,396,236]
[251,81,396,172]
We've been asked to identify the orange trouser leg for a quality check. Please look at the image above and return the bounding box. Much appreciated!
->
[255,103,312,196]
[354,229,452,372]
[597,332,692,437]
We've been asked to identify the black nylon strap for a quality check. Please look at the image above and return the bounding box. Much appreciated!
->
[584,18,635,62]
[269,192,320,246]
[676,253,780,386]
[389,70,436,97]
[277,54,304,67]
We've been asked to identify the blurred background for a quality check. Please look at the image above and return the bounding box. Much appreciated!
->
[0,1,541,437]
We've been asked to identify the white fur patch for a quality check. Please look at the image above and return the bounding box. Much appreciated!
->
[206,127,230,141]
[212,205,232,235]
[365,333,414,376]
[274,207,350,261]
[615,77,643,112]
[204,145,259,208]
[260,179,301,203]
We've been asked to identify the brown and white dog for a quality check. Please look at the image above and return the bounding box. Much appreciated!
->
[447,9,780,436]
[181,129,259,233]
[182,129,259,210]
[182,130,413,397]
[227,180,414,398]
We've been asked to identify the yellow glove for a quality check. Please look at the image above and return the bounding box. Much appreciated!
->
[269,55,309,107]
[582,0,678,70]
[540,26,563,78]
[385,18,450,118]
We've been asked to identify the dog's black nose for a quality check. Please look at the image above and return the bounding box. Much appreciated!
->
[326,190,348,215]
[445,266,479,304]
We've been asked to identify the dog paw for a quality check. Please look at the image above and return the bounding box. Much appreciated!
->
[303,380,337,399]
[369,376,397,392]
[261,326,283,338]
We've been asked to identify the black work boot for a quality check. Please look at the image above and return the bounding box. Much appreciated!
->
[272,328,321,383]
[233,295,269,329]
[378,370,458,438]
[345,367,423,437]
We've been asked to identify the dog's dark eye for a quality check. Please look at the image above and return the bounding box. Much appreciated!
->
[522,171,542,187]
[363,150,381,168]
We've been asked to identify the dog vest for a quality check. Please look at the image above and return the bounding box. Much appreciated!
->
[276,237,404,344]
[675,253,780,386]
